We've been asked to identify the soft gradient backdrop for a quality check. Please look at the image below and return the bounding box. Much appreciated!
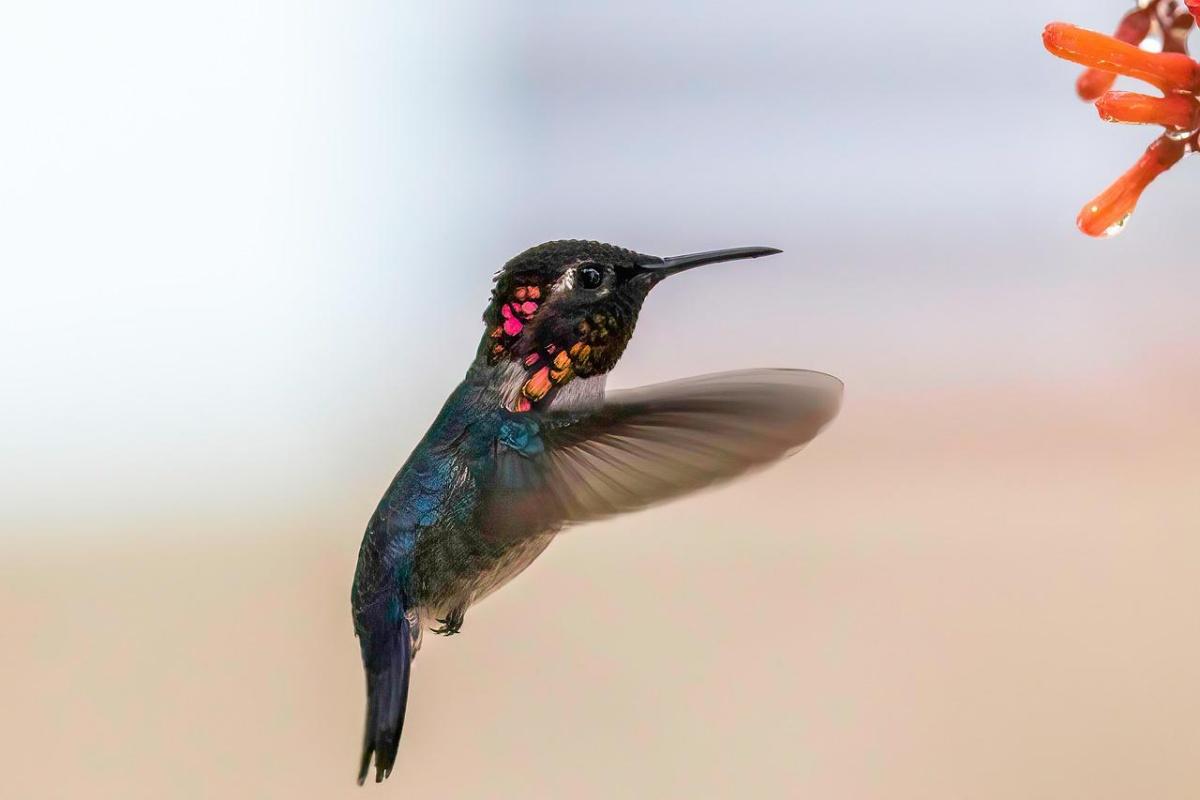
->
[4,1,1199,798]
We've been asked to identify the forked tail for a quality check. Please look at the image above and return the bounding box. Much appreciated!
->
[357,604,413,784]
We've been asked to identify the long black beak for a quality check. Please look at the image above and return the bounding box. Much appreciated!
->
[635,246,782,278]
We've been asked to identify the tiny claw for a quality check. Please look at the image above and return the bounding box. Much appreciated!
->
[1044,22,1200,94]
[1076,135,1187,238]
[432,608,465,635]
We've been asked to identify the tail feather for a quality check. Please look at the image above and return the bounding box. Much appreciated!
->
[357,608,413,784]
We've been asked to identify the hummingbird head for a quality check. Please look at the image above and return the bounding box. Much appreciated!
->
[481,239,781,411]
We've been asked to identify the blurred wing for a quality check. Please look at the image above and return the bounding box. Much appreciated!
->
[484,369,842,541]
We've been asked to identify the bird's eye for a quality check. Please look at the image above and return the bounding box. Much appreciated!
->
[578,265,603,289]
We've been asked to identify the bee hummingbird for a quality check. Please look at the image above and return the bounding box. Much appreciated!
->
[351,240,842,783]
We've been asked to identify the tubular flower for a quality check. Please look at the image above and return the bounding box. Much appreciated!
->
[1044,1,1200,237]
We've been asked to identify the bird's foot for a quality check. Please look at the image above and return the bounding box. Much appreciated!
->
[431,607,465,636]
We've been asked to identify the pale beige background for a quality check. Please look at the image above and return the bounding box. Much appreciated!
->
[4,1,1200,798]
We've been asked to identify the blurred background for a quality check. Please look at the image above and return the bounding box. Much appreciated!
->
[3,1,1199,797]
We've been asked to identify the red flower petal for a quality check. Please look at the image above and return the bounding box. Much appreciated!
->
[1095,91,1200,131]
[1075,7,1156,100]
[1076,69,1118,102]
[1076,135,1187,238]
[1044,22,1200,94]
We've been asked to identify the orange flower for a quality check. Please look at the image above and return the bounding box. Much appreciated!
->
[1075,8,1153,101]
[1076,136,1186,238]
[1043,23,1197,94]
[1095,91,1199,130]
[1043,1,1200,237]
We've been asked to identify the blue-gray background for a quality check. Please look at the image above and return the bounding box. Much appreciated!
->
[4,2,1198,798]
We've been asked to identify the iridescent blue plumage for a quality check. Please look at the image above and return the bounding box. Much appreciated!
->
[351,241,842,784]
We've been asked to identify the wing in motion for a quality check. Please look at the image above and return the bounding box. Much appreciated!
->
[484,369,842,541]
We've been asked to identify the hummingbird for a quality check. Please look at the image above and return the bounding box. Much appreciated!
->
[351,240,842,783]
